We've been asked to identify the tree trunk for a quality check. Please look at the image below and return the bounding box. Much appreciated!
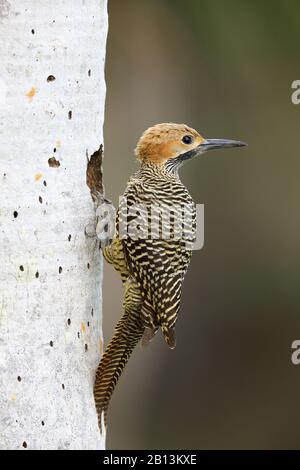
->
[0,0,108,450]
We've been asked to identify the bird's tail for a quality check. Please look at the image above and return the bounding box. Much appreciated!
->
[94,290,144,433]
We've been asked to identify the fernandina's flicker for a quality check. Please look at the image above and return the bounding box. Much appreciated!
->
[94,123,246,431]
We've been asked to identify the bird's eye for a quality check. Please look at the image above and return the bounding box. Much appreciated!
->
[182,135,193,145]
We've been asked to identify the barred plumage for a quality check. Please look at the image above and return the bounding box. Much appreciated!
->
[93,123,246,432]
[121,162,196,347]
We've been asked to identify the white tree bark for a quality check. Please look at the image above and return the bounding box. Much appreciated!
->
[0,0,108,450]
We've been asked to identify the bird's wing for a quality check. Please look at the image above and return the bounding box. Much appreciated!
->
[123,237,191,307]
[119,181,192,333]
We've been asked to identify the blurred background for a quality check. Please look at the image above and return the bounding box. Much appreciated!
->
[103,0,300,449]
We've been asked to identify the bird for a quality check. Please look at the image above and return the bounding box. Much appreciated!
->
[93,123,246,432]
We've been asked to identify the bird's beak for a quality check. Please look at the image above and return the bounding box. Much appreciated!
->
[178,138,247,164]
[200,139,247,151]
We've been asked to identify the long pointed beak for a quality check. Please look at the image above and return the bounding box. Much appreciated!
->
[201,139,247,151]
[178,138,247,164]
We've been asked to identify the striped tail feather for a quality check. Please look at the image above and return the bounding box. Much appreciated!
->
[94,291,144,433]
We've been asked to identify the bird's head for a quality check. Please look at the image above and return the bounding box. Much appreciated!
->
[135,123,246,170]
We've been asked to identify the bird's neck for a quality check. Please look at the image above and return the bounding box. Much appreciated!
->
[140,162,180,180]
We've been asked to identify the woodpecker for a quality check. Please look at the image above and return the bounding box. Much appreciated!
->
[94,123,246,431]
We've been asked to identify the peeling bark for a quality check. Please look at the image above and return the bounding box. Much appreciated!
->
[87,144,104,202]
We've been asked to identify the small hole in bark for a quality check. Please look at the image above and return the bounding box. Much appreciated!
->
[85,344,88,352]
[39,196,43,204]
[31,29,35,34]
[91,308,94,317]
[67,318,71,325]
[68,110,72,120]
[53,148,56,153]
[17,376,21,382]
[87,321,90,327]
[62,384,65,390]
[22,442,27,448]
[41,421,45,426]
[48,157,60,168]
[88,69,91,77]
[59,266,62,274]
[43,180,47,187]
[35,272,39,278]
[13,211,18,218]
[68,234,71,242]
[47,75,56,82]
[50,340,53,347]
[77,332,80,339]
[19,265,24,272]
[87,262,90,269]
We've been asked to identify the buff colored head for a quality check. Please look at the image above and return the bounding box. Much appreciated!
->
[135,122,246,166]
